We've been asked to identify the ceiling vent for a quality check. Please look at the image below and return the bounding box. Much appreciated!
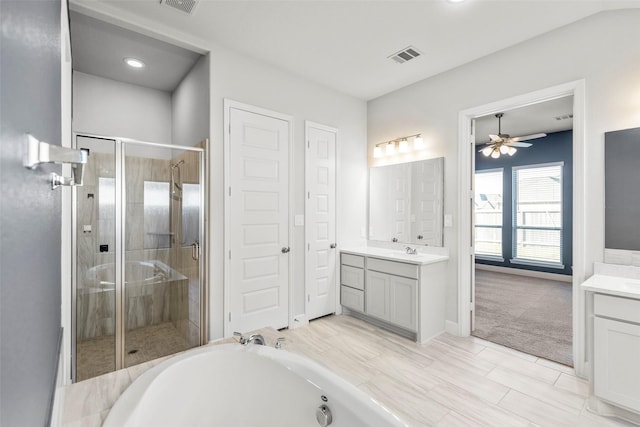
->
[388,46,422,64]
[554,114,574,121]
[160,0,198,15]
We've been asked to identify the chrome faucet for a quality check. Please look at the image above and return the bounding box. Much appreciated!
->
[405,246,417,255]
[247,334,266,345]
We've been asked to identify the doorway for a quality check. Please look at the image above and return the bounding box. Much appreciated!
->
[73,135,207,381]
[457,80,588,376]
[471,100,574,365]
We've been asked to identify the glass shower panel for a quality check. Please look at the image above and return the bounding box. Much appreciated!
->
[75,136,117,382]
[123,143,202,368]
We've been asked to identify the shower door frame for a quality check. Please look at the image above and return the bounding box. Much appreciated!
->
[71,132,208,382]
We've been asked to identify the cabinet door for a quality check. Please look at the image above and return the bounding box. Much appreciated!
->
[388,275,418,331]
[594,317,640,412]
[365,271,389,321]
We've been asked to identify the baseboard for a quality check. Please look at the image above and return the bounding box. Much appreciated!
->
[290,314,309,329]
[49,327,64,427]
[445,320,459,336]
[475,263,572,283]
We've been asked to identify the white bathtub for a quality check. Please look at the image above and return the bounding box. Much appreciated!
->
[104,343,408,427]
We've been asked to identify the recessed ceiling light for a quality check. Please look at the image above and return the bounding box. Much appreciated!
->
[447,0,465,3]
[123,57,145,69]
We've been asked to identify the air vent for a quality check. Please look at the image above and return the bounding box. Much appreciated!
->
[160,0,198,15]
[554,114,574,121]
[388,46,422,64]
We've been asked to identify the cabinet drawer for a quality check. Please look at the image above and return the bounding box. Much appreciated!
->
[341,253,365,268]
[367,257,418,280]
[341,286,364,312]
[341,265,364,290]
[594,294,640,324]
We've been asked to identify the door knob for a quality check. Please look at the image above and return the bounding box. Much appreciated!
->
[281,247,290,253]
[330,243,337,249]
[417,235,424,240]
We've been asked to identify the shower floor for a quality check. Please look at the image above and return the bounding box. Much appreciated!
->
[76,322,194,382]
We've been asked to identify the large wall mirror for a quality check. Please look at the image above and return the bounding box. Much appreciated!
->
[605,126,640,250]
[369,157,444,246]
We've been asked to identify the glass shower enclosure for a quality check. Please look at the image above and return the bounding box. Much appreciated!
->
[73,134,207,382]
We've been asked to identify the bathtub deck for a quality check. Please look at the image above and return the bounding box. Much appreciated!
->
[61,315,633,426]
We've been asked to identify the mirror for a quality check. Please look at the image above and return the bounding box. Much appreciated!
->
[605,126,640,250]
[369,157,444,246]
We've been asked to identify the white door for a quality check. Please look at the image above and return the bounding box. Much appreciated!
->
[229,106,290,333]
[305,123,337,320]
[411,157,443,246]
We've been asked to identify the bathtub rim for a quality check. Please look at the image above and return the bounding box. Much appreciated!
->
[103,342,408,427]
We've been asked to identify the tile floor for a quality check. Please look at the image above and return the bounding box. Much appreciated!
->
[62,314,636,426]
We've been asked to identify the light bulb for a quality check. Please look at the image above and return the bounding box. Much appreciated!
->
[124,57,145,68]
[491,149,500,159]
[507,146,517,156]
[499,144,509,154]
[481,146,493,157]
[399,139,409,153]
[373,146,383,158]
[413,135,425,150]
[386,142,396,155]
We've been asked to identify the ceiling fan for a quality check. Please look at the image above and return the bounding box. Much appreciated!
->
[478,113,547,158]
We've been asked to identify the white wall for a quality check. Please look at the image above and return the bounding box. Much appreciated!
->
[367,9,640,322]
[208,44,368,339]
[172,54,210,147]
[73,71,172,143]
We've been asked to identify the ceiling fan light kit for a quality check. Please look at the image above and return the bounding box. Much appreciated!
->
[478,113,546,159]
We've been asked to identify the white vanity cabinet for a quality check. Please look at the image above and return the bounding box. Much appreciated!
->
[581,269,640,423]
[366,261,418,332]
[339,248,448,343]
[340,253,365,312]
[593,294,640,412]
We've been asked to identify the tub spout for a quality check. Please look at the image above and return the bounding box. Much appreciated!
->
[247,334,266,345]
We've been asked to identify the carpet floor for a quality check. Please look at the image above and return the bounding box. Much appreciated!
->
[472,269,573,366]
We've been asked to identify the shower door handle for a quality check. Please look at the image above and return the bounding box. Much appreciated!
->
[191,241,200,261]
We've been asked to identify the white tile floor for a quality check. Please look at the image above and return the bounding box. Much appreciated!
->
[62,314,636,426]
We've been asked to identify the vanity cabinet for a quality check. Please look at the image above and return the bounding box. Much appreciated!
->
[365,270,417,331]
[593,294,640,412]
[340,254,365,312]
[339,248,448,343]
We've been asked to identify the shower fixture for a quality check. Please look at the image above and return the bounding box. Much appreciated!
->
[170,160,184,200]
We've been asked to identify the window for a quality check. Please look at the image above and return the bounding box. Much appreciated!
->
[475,170,503,258]
[512,163,563,266]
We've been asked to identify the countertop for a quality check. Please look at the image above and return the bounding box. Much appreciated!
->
[341,246,449,266]
[581,274,640,300]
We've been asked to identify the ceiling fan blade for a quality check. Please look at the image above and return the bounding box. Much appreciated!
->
[505,142,532,148]
[489,134,502,142]
[509,133,547,142]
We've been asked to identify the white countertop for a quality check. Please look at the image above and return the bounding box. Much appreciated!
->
[341,246,449,266]
[581,274,640,299]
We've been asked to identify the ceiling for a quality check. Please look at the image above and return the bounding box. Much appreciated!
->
[474,96,574,145]
[70,11,201,92]
[70,0,640,101]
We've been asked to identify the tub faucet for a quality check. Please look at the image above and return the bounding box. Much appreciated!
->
[247,334,266,345]
[405,246,417,255]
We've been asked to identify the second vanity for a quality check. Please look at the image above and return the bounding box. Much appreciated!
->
[340,246,449,343]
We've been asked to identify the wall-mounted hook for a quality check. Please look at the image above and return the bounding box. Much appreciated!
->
[23,134,89,189]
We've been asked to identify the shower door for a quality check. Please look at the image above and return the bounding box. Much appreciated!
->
[74,135,207,381]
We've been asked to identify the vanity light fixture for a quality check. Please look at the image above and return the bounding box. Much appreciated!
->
[373,133,425,158]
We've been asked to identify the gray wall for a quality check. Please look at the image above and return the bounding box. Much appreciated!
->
[0,0,63,426]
